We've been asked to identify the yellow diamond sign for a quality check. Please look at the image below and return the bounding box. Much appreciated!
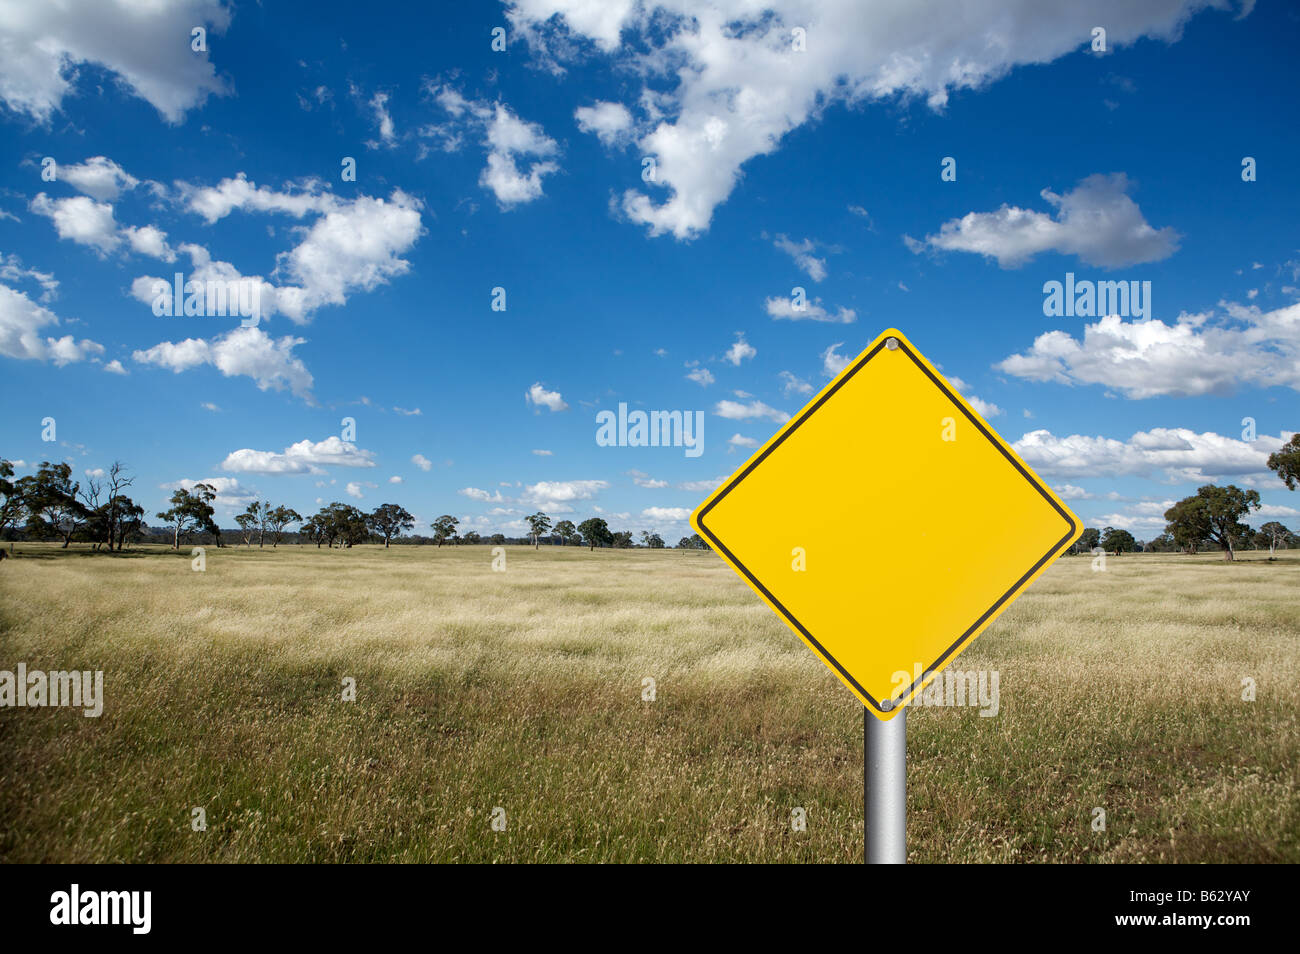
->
[691,328,1081,720]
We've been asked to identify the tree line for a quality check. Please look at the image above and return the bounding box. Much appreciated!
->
[0,458,712,553]
[8,431,1293,559]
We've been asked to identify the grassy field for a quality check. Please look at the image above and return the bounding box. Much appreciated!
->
[1,542,1297,863]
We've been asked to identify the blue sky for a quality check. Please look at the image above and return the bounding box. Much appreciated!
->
[1,0,1297,540]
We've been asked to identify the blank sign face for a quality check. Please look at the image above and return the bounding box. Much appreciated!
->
[693,328,1080,719]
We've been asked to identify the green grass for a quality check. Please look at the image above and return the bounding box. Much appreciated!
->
[1,543,1297,862]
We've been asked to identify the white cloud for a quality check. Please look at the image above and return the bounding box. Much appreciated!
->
[728,433,758,448]
[997,303,1300,398]
[677,475,726,492]
[103,358,127,375]
[459,486,505,502]
[526,381,569,412]
[519,479,609,512]
[164,476,257,512]
[725,334,756,366]
[772,235,827,281]
[122,225,176,262]
[765,296,856,323]
[30,193,120,254]
[575,100,633,147]
[531,448,553,456]
[389,475,403,484]
[778,370,813,397]
[1012,427,1291,483]
[0,282,104,365]
[0,253,58,301]
[430,87,560,207]
[821,342,851,376]
[0,0,231,123]
[182,174,334,224]
[686,366,715,386]
[366,90,397,148]
[715,399,789,423]
[60,156,139,200]
[915,174,1179,268]
[412,454,433,471]
[142,187,424,325]
[220,436,376,475]
[642,506,690,523]
[945,376,1003,418]
[508,1,1220,239]
[132,326,313,398]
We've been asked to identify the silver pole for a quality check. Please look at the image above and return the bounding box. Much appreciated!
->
[865,704,906,863]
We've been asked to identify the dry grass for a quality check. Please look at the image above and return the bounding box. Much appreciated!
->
[1,542,1297,862]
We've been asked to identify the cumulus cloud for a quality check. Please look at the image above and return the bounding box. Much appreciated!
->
[686,366,715,386]
[507,1,1223,239]
[1012,426,1291,483]
[724,334,756,366]
[0,282,104,365]
[914,173,1179,268]
[997,302,1300,398]
[220,436,376,475]
[164,476,257,511]
[728,433,758,448]
[575,100,633,147]
[429,86,560,207]
[714,398,789,423]
[0,0,231,122]
[765,296,856,323]
[778,370,813,397]
[526,381,569,412]
[132,325,313,398]
[412,454,433,471]
[459,486,506,502]
[946,376,1003,418]
[821,342,851,376]
[60,156,139,200]
[137,184,424,324]
[518,479,609,512]
[30,193,120,254]
[772,235,827,281]
[642,506,690,523]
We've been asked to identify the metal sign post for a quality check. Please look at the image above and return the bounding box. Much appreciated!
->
[865,703,906,863]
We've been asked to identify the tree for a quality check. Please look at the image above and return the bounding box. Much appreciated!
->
[1256,521,1292,557]
[313,502,368,548]
[611,530,633,548]
[0,459,22,538]
[1267,433,1300,490]
[577,517,611,551]
[235,511,257,546]
[461,530,482,545]
[1164,484,1260,561]
[488,533,506,546]
[641,531,665,549]
[18,462,89,548]
[157,483,218,549]
[1100,527,1136,554]
[368,503,414,547]
[301,515,325,548]
[267,505,301,546]
[1075,527,1101,555]
[526,512,552,549]
[554,519,576,546]
[430,514,459,547]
